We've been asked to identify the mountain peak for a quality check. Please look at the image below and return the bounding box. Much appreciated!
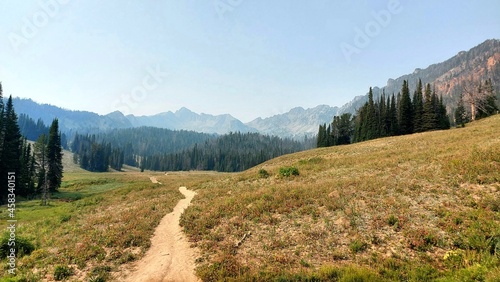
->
[247,105,339,138]
[106,111,125,118]
[288,107,305,115]
[176,107,194,114]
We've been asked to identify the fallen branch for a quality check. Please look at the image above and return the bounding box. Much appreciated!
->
[234,231,252,248]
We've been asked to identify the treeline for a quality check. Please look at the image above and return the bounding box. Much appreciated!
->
[94,127,213,166]
[141,132,305,172]
[0,82,63,203]
[71,134,124,172]
[454,78,498,126]
[71,127,213,172]
[318,79,452,147]
[18,113,69,149]
[71,129,306,173]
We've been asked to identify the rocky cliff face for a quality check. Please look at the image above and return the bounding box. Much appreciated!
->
[339,39,500,114]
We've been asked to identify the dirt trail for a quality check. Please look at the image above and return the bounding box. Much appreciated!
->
[149,176,162,184]
[122,186,200,282]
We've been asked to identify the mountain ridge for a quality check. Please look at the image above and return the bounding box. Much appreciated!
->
[338,38,500,114]
[10,38,500,138]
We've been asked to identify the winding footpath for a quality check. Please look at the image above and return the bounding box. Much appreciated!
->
[123,186,200,282]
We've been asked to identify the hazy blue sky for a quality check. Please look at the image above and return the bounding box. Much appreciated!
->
[1,1,499,122]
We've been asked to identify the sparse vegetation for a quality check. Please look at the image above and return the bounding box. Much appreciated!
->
[258,168,270,178]
[53,265,72,281]
[349,239,369,253]
[182,115,500,281]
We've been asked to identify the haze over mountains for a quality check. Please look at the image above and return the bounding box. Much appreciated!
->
[11,39,500,139]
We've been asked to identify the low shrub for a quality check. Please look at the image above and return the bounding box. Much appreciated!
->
[0,234,35,258]
[54,265,73,281]
[349,240,368,253]
[387,214,398,226]
[88,265,112,282]
[407,228,438,252]
[279,166,300,177]
[258,169,270,178]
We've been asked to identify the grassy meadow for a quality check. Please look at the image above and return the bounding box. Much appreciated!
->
[181,115,500,281]
[0,170,221,281]
[0,115,499,281]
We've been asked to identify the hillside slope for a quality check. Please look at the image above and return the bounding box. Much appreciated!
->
[12,98,133,133]
[182,115,500,281]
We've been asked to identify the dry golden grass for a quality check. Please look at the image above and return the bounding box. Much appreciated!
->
[1,116,498,281]
[181,115,500,281]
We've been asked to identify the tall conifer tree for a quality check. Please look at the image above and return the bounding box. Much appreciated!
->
[437,95,451,129]
[34,134,49,204]
[399,80,413,135]
[454,94,468,127]
[0,96,22,201]
[422,83,438,131]
[47,119,63,192]
[388,94,399,135]
[413,79,424,132]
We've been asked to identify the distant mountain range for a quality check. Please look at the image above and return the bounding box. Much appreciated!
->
[125,107,256,135]
[12,97,338,138]
[247,105,339,138]
[11,39,500,139]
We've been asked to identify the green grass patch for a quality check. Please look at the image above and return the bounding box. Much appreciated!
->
[0,171,220,280]
[279,166,300,177]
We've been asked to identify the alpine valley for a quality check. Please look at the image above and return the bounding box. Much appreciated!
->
[11,39,500,138]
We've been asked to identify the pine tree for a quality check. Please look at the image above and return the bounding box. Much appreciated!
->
[326,124,334,146]
[316,124,326,148]
[19,139,35,197]
[437,95,451,129]
[422,83,438,131]
[0,96,23,202]
[384,95,391,136]
[331,113,354,145]
[34,134,49,204]
[47,119,63,192]
[396,92,402,134]
[399,80,413,135]
[366,87,378,140]
[354,105,366,142]
[388,94,399,136]
[413,79,424,132]
[378,91,387,137]
[454,94,468,127]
